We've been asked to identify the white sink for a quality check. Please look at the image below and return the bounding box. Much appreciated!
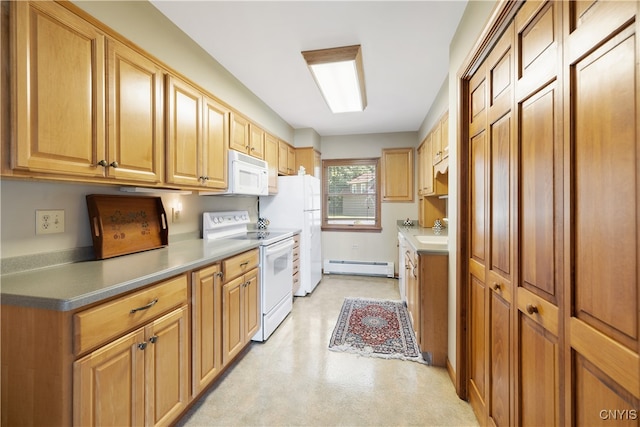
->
[415,235,448,245]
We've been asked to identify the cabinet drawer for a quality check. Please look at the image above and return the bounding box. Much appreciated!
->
[74,275,188,355]
[223,249,259,282]
[292,271,301,295]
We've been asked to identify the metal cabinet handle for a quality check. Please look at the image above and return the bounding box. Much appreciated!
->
[138,342,147,350]
[109,161,119,168]
[492,282,501,291]
[149,335,158,344]
[130,298,158,314]
[200,176,210,182]
[526,304,538,315]
[97,160,108,167]
[215,271,223,278]
[240,261,249,268]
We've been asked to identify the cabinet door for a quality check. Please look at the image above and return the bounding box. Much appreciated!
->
[278,140,289,174]
[264,134,279,193]
[166,75,202,187]
[422,136,434,194]
[564,2,640,425]
[486,19,514,427]
[467,61,488,423]
[107,39,163,184]
[222,275,244,365]
[514,3,563,425]
[145,306,189,427]
[243,268,260,342]
[202,97,229,189]
[441,113,449,160]
[419,254,448,367]
[230,113,250,154]
[249,124,265,159]
[381,147,414,202]
[73,329,146,426]
[191,264,223,396]
[432,122,442,165]
[287,145,296,175]
[13,1,106,178]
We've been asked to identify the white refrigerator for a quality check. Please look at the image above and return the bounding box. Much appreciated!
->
[259,174,322,296]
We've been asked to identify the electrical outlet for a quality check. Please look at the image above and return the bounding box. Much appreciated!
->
[36,210,65,235]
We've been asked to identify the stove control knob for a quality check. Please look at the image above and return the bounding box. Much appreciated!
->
[234,215,240,221]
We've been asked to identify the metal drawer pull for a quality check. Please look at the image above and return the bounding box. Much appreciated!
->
[493,282,501,290]
[138,342,147,350]
[149,335,158,344]
[240,261,249,268]
[130,298,158,314]
[526,304,538,315]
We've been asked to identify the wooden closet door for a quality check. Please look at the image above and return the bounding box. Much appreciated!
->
[486,21,515,427]
[564,1,640,425]
[514,2,564,425]
[467,62,489,422]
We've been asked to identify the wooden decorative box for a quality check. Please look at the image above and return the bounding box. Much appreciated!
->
[86,194,169,260]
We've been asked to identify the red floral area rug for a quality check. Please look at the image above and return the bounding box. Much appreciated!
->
[328,297,427,364]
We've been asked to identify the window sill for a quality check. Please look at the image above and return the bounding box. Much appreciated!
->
[321,225,382,233]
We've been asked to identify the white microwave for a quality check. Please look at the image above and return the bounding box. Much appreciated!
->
[226,150,269,196]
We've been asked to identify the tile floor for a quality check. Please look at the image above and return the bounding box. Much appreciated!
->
[177,274,479,427]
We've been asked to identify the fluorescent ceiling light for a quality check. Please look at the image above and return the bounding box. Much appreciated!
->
[302,45,367,113]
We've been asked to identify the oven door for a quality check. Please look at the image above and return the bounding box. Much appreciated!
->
[261,237,294,313]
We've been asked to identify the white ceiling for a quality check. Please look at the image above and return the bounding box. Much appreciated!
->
[150,1,468,136]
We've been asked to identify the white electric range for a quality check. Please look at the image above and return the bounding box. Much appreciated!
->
[203,211,294,342]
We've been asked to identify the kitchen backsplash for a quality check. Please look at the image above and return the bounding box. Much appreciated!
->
[0,179,259,263]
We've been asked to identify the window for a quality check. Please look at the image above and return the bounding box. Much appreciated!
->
[322,158,381,231]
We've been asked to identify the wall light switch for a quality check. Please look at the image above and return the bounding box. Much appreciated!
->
[36,210,65,235]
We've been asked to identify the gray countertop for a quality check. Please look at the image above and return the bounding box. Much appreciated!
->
[397,224,449,255]
[0,238,262,311]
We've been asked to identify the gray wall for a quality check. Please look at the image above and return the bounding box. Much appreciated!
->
[320,132,418,274]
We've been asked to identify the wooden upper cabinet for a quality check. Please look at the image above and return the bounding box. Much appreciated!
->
[249,124,265,159]
[106,39,164,184]
[230,113,250,154]
[287,145,296,175]
[165,75,202,187]
[166,76,229,190]
[381,147,414,202]
[295,147,321,177]
[432,121,443,165]
[264,133,279,193]
[229,114,263,159]
[202,97,229,189]
[277,140,297,175]
[12,1,106,178]
[440,112,449,160]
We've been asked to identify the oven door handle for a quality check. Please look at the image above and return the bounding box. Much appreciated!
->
[264,238,294,256]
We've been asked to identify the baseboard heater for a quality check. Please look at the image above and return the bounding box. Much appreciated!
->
[323,260,394,278]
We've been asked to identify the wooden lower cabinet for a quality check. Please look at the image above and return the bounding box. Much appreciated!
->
[222,268,259,365]
[191,263,223,396]
[404,245,448,368]
[74,304,189,427]
[221,249,260,365]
